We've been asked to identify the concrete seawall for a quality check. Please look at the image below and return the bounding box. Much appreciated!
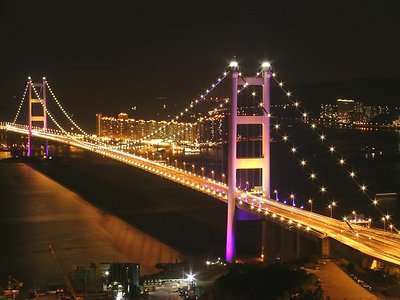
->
[25,158,185,274]
[0,160,183,290]
[93,210,182,273]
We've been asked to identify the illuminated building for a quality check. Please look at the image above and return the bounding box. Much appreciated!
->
[197,107,227,145]
[319,99,391,126]
[96,113,197,142]
[320,104,337,124]
[337,99,355,124]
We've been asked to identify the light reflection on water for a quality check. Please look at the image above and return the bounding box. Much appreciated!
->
[0,151,11,160]
[146,128,400,223]
[1,128,399,237]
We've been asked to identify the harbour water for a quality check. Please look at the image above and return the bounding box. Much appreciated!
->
[0,127,399,291]
[168,126,400,223]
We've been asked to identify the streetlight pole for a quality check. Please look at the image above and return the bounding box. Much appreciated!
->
[308,199,313,212]
[201,167,205,177]
[382,215,390,231]
[274,190,279,201]
[331,201,336,218]
[211,170,215,180]
[290,193,295,206]
[352,210,356,221]
[183,162,186,172]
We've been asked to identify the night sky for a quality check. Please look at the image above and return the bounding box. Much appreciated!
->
[1,1,399,130]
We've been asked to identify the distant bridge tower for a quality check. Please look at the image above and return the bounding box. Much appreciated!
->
[27,77,48,157]
[226,62,272,263]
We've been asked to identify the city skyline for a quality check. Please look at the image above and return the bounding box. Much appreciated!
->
[1,1,400,131]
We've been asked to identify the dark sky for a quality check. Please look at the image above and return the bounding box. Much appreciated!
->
[1,0,399,129]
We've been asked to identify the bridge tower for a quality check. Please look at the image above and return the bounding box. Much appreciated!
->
[226,62,272,263]
[27,77,48,157]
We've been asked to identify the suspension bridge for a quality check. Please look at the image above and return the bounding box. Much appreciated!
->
[1,61,399,268]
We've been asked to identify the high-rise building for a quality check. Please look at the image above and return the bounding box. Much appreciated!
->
[320,100,392,126]
[337,99,355,123]
[197,107,227,144]
[96,113,197,142]
[320,104,337,123]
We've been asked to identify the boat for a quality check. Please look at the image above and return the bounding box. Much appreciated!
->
[184,148,200,155]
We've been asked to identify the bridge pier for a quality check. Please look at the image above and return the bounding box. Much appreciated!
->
[321,237,331,258]
[261,220,267,262]
[296,231,301,259]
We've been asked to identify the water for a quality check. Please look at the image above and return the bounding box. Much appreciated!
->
[0,161,130,289]
[165,127,400,224]
[19,126,395,225]
[0,127,398,289]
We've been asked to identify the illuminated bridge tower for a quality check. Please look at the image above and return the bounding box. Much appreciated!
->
[27,77,48,157]
[226,62,272,263]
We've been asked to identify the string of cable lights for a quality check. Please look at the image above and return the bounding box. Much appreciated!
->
[45,80,90,137]
[30,80,68,134]
[121,69,232,149]
[123,81,249,177]
[12,81,29,124]
[256,101,339,209]
[266,68,394,225]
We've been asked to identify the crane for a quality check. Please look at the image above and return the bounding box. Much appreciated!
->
[2,275,23,299]
[48,244,83,300]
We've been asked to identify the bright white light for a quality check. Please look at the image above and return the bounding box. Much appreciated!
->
[229,61,238,68]
[261,61,271,68]
[187,274,195,282]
